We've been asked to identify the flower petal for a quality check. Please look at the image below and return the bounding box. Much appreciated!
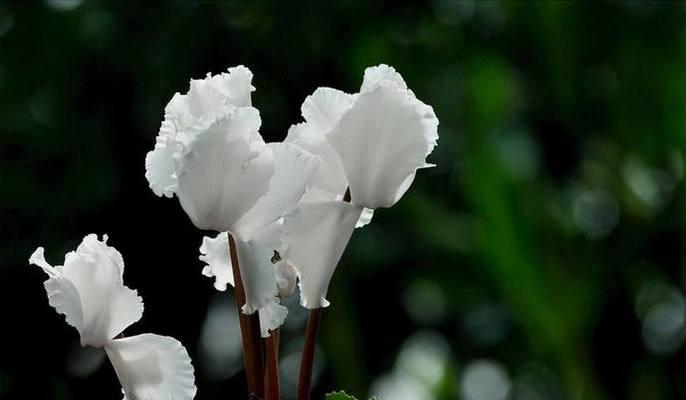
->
[258,297,288,338]
[360,64,408,93]
[356,207,375,228]
[29,247,84,336]
[203,65,255,108]
[105,334,196,400]
[199,232,233,291]
[301,87,354,135]
[145,129,180,198]
[234,142,321,236]
[283,201,363,309]
[176,106,274,232]
[233,222,283,315]
[285,123,348,198]
[275,260,298,297]
[328,82,439,209]
[169,65,256,123]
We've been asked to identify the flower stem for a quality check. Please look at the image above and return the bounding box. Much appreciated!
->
[297,308,322,400]
[264,329,281,400]
[229,233,266,399]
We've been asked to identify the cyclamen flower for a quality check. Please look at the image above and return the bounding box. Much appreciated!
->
[145,66,274,232]
[29,234,196,400]
[282,64,439,309]
[146,66,321,333]
[287,64,438,208]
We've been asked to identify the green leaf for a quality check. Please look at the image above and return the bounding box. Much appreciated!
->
[325,391,358,400]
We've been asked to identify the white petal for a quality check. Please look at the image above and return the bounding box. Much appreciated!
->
[328,83,439,209]
[205,65,255,108]
[105,334,196,400]
[170,66,255,123]
[285,123,348,197]
[31,235,144,347]
[29,247,84,336]
[298,187,338,204]
[301,87,354,135]
[360,64,408,93]
[275,260,298,297]
[145,99,187,199]
[283,201,362,309]
[186,66,255,113]
[234,142,321,236]
[176,107,274,232]
[198,232,233,291]
[145,132,180,198]
[258,297,288,338]
[356,207,375,228]
[233,222,282,315]
[164,92,198,131]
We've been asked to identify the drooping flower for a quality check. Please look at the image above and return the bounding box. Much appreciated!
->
[29,234,196,400]
[147,66,321,334]
[281,64,439,309]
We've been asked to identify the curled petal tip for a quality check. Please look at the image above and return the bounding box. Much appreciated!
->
[29,247,49,269]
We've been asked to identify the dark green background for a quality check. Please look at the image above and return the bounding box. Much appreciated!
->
[2,1,686,399]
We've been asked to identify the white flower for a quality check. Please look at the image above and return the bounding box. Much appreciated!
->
[146,66,255,199]
[29,234,196,400]
[145,66,275,232]
[145,67,320,237]
[279,64,439,309]
[289,65,438,208]
[329,64,439,209]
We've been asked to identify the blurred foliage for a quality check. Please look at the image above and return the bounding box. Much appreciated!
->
[325,391,362,400]
[2,1,686,399]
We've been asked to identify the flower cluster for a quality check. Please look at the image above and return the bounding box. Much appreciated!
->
[146,64,438,336]
[31,63,437,400]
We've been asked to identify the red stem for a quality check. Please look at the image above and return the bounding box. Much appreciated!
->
[229,233,266,399]
[264,329,281,400]
[297,308,322,400]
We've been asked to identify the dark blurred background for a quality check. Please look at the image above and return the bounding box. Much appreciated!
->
[2,1,686,399]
